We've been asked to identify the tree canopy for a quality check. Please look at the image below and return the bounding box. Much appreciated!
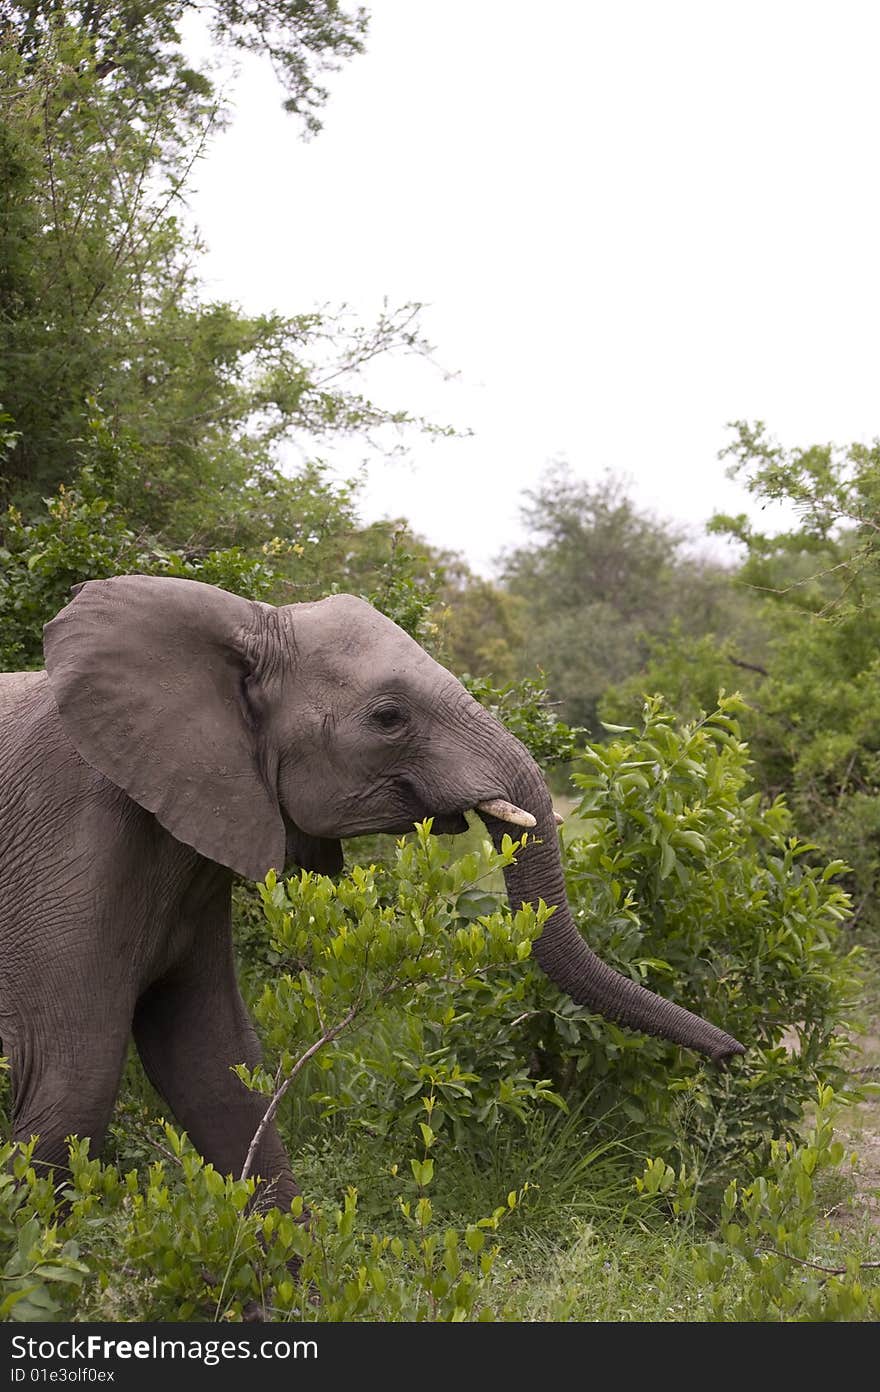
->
[6,1,368,130]
[497,463,742,732]
[0,3,443,537]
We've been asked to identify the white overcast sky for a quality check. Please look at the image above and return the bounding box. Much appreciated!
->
[185,1,880,575]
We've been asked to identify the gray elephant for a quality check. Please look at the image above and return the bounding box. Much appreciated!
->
[0,575,743,1210]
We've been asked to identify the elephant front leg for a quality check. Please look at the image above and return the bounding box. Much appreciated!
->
[8,1014,133,1176]
[132,949,302,1217]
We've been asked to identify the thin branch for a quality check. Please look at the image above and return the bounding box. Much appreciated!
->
[126,1118,186,1169]
[509,1010,543,1028]
[239,975,400,1184]
[737,554,858,597]
[728,655,768,677]
[42,90,76,315]
[301,969,325,1035]
[756,1246,880,1276]
[239,1004,361,1182]
[837,750,859,803]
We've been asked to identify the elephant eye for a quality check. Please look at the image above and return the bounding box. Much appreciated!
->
[371,702,407,731]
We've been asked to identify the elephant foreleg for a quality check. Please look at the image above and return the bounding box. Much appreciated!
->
[8,1015,132,1175]
[132,941,301,1216]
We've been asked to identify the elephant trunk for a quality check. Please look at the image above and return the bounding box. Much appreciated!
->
[476,757,744,1065]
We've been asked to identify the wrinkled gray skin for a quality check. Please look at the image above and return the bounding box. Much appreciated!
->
[0,576,743,1210]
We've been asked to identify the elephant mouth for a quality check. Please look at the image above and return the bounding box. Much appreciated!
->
[334,798,541,841]
[416,797,544,837]
[429,810,471,835]
[425,799,540,837]
[374,809,471,836]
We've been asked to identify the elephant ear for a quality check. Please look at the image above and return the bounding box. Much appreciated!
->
[43,574,287,881]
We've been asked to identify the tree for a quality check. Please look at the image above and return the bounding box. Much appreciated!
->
[7,1,368,133]
[709,419,880,618]
[499,463,738,732]
[708,421,880,935]
[433,554,526,684]
[0,7,445,535]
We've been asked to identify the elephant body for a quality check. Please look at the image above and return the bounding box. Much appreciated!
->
[0,668,295,1205]
[0,576,743,1208]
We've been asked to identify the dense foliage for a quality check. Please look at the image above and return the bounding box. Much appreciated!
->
[2,710,871,1320]
[0,6,441,530]
[599,422,880,942]
[229,701,861,1192]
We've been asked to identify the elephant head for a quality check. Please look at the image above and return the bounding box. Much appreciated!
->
[43,574,744,1064]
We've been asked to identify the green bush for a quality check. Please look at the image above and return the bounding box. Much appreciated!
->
[524,694,862,1177]
[0,1141,89,1322]
[0,468,281,670]
[688,1085,880,1320]
[0,1127,529,1322]
[244,828,562,1155]
[241,699,860,1201]
[460,673,585,769]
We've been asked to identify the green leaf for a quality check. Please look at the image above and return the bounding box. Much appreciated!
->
[659,839,676,879]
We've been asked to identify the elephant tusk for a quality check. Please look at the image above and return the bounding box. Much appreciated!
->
[475,799,537,828]
[554,811,564,825]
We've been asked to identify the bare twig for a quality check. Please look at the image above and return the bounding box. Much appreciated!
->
[738,554,857,598]
[837,750,858,803]
[239,1004,361,1183]
[756,1246,880,1276]
[126,1118,185,1169]
[509,1010,543,1029]
[239,977,399,1184]
[728,655,769,677]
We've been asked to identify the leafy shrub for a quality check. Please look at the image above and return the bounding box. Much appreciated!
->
[240,698,861,1201]
[243,827,562,1157]
[0,468,281,670]
[0,1142,89,1321]
[688,1086,880,1320]
[461,672,586,770]
[0,1127,528,1322]
[520,694,862,1178]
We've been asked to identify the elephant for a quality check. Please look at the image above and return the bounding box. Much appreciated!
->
[0,574,744,1211]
